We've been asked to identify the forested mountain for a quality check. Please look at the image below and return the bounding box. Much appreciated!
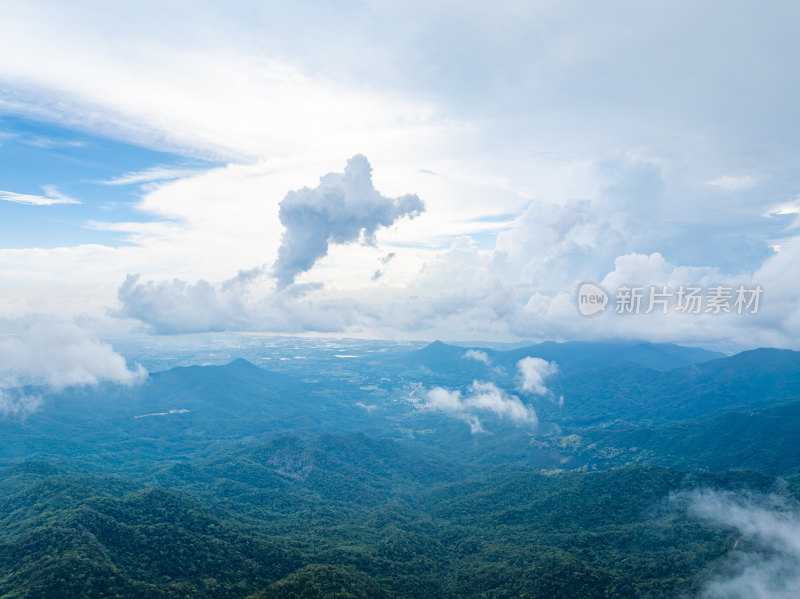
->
[1,340,799,598]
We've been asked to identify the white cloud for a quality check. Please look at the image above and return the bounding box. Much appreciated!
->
[100,166,205,186]
[680,489,800,599]
[116,274,244,334]
[463,349,491,365]
[107,189,800,350]
[516,357,558,395]
[768,197,800,232]
[426,387,464,412]
[0,185,80,206]
[424,380,537,431]
[466,381,538,426]
[0,1,448,162]
[116,272,361,335]
[0,318,146,395]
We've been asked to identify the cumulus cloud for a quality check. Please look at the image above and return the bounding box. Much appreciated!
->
[102,150,800,350]
[0,318,146,416]
[424,381,537,431]
[516,357,558,395]
[468,381,538,425]
[273,154,424,287]
[117,273,245,334]
[426,387,464,412]
[677,489,800,599]
[117,271,360,335]
[463,349,491,365]
[115,155,424,333]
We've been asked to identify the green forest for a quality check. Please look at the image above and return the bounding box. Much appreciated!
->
[2,341,799,598]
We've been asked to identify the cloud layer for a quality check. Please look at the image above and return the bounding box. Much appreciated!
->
[273,154,424,287]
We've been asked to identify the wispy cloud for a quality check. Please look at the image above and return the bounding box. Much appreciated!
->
[0,185,81,206]
[675,489,800,598]
[100,166,206,186]
[23,137,86,149]
[706,175,758,191]
[0,390,42,419]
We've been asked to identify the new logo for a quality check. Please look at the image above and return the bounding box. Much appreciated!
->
[577,282,608,316]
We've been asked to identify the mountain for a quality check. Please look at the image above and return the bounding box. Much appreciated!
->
[0,359,376,470]
[0,464,301,599]
[152,432,463,511]
[2,340,799,598]
[567,401,800,475]
[254,565,387,599]
[1,451,780,599]
[501,340,725,373]
[404,339,724,377]
[548,347,800,426]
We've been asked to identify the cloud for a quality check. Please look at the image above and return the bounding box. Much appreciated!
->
[116,271,360,335]
[426,387,464,412]
[463,349,491,365]
[0,185,80,206]
[466,416,485,434]
[0,318,146,416]
[516,357,558,395]
[100,166,205,186]
[116,274,243,334]
[0,390,42,418]
[467,381,538,425]
[678,489,800,599]
[273,154,424,287]
[111,203,800,350]
[22,137,86,149]
[424,380,537,431]
[2,5,799,351]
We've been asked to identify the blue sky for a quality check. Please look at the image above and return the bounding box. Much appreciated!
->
[0,116,217,247]
[1,0,799,351]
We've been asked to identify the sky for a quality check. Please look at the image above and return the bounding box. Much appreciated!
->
[2,0,800,355]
